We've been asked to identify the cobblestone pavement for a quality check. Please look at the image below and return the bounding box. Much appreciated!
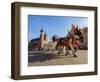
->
[28,50,87,66]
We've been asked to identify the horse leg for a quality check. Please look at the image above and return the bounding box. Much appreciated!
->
[58,46,61,55]
[60,46,63,55]
[74,45,78,53]
[59,46,64,55]
[62,46,66,55]
[70,44,77,57]
[65,46,69,56]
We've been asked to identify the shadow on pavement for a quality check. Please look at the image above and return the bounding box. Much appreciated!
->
[28,53,75,63]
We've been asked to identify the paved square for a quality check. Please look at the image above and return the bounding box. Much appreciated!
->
[28,50,87,66]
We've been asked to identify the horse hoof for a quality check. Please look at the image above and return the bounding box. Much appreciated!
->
[74,55,77,57]
[58,52,60,54]
[74,50,76,53]
[66,53,69,56]
[68,52,69,54]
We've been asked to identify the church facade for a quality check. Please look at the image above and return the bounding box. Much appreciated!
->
[28,29,48,51]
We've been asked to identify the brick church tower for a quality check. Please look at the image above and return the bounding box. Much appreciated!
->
[40,29,48,48]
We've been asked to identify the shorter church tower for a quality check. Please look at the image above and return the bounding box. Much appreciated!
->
[44,32,48,44]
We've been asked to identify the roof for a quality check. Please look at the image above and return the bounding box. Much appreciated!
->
[30,38,40,42]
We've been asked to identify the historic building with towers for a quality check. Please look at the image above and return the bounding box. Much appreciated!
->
[28,29,48,51]
[28,25,87,51]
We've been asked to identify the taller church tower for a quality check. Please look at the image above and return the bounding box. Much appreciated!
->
[40,29,48,49]
[40,29,44,48]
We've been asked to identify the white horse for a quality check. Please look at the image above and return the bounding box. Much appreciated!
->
[43,41,57,53]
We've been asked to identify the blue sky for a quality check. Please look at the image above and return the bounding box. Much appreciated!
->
[28,15,88,41]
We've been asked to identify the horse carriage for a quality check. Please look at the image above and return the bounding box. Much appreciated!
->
[43,25,84,57]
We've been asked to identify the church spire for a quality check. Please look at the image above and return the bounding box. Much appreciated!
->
[40,26,44,32]
[40,28,43,32]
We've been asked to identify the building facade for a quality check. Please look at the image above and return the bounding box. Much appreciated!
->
[28,29,48,51]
